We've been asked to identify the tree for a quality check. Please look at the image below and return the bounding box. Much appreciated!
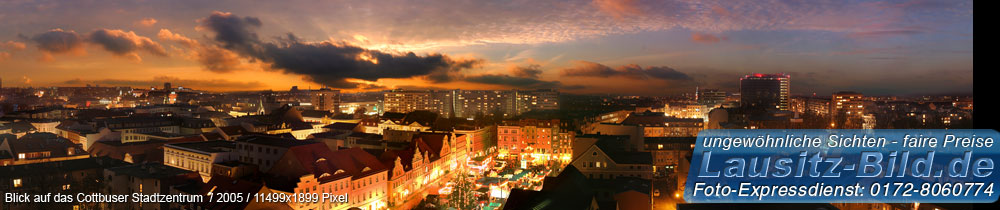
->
[446,176,479,209]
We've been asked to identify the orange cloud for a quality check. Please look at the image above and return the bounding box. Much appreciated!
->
[691,32,726,44]
[135,18,158,27]
[593,0,641,19]
[0,41,25,62]
[157,29,198,47]
[1,41,27,51]
[158,29,245,72]
[87,29,167,62]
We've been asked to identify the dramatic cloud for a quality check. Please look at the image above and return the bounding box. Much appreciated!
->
[0,0,972,95]
[461,64,578,89]
[196,11,483,88]
[464,74,564,89]
[88,29,167,60]
[20,28,166,61]
[61,76,266,91]
[561,61,691,80]
[510,64,543,78]
[197,11,262,55]
[0,0,972,52]
[691,32,725,43]
[158,29,244,72]
[22,29,85,54]
[135,18,158,27]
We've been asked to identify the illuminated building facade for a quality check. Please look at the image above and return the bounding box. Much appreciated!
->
[383,89,559,119]
[379,132,458,209]
[339,101,380,115]
[311,88,341,112]
[497,119,560,163]
[643,137,695,172]
[831,91,865,129]
[664,103,708,119]
[382,89,450,117]
[163,140,238,181]
[570,135,654,180]
[267,146,389,210]
[697,89,726,108]
[454,125,497,158]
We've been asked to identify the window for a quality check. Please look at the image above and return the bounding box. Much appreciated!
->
[13,179,22,188]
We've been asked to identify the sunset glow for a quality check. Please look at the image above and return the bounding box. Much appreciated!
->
[0,0,973,95]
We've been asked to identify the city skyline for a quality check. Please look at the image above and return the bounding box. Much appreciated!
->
[0,0,974,96]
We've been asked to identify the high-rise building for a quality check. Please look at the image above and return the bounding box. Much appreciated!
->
[740,73,790,111]
[454,89,514,118]
[805,98,831,116]
[697,89,726,108]
[383,89,444,115]
[164,82,172,90]
[831,91,864,129]
[520,89,559,110]
[311,88,341,112]
[383,89,559,119]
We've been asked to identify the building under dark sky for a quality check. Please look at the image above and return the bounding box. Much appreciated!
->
[740,73,790,111]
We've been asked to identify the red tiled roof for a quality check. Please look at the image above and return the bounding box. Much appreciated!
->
[415,133,448,160]
[284,146,387,183]
[378,148,417,176]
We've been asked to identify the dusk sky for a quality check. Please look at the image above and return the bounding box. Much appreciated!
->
[0,0,973,96]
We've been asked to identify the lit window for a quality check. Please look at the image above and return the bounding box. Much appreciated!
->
[13,179,22,188]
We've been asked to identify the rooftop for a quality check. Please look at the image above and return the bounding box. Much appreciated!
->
[166,140,237,153]
[594,138,652,165]
[106,162,196,179]
[0,156,129,177]
[236,135,319,148]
